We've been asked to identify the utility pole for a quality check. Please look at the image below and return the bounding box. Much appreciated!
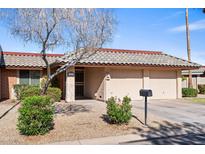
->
[185,8,193,88]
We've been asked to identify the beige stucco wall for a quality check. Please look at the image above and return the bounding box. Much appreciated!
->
[197,76,205,85]
[65,67,75,102]
[84,67,105,100]
[176,70,182,98]
[106,68,143,100]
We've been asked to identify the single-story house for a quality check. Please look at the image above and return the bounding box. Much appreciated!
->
[182,66,205,89]
[0,48,200,102]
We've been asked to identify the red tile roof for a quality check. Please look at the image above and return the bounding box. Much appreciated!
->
[0,49,201,68]
[98,48,162,55]
[1,51,64,57]
[58,48,201,68]
[1,49,162,56]
[0,51,63,68]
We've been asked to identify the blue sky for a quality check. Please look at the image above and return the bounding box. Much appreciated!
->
[0,8,205,64]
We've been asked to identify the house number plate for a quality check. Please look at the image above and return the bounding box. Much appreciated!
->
[68,72,75,77]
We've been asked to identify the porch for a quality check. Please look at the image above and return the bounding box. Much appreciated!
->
[65,66,107,102]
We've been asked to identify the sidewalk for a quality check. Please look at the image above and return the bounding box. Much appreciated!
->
[50,134,145,145]
[0,100,19,119]
[197,94,205,98]
[50,131,205,145]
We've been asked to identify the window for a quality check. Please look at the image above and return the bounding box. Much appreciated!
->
[19,70,40,85]
[30,71,40,85]
[19,70,29,85]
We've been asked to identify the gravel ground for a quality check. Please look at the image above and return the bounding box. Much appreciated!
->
[0,99,176,144]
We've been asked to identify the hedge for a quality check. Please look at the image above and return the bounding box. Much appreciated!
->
[182,88,198,97]
[47,87,62,102]
[17,96,54,135]
[13,84,29,100]
[13,84,62,102]
[198,84,205,94]
[20,86,40,101]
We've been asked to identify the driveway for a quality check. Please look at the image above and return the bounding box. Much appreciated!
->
[127,99,205,144]
[132,99,205,124]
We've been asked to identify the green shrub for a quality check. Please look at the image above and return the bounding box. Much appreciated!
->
[13,84,29,100]
[40,75,51,88]
[47,87,62,102]
[106,96,132,124]
[14,84,62,102]
[21,86,40,101]
[182,88,198,97]
[198,84,205,94]
[17,96,54,135]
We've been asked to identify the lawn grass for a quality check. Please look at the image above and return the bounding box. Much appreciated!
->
[185,98,205,104]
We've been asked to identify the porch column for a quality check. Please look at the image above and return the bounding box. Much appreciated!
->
[176,70,182,98]
[196,75,200,90]
[65,67,75,102]
[104,68,111,101]
[143,70,150,89]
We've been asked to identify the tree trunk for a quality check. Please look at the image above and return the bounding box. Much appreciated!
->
[185,8,193,88]
[42,53,51,78]
[41,77,52,95]
[40,58,78,95]
[41,51,51,95]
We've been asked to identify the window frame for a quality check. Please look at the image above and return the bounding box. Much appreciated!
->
[19,70,29,85]
[19,70,41,85]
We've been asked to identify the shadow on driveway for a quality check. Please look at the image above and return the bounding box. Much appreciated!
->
[122,121,205,145]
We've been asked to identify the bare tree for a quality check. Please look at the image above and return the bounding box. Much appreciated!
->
[185,8,193,88]
[4,8,116,94]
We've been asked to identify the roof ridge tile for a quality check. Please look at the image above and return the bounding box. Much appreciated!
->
[98,48,163,55]
[162,52,201,66]
[1,51,64,57]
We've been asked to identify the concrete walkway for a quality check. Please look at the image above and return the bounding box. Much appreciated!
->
[50,134,145,145]
[51,131,205,145]
[197,94,205,98]
[0,100,19,119]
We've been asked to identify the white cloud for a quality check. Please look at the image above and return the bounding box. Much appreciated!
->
[162,11,184,21]
[115,34,121,38]
[192,51,205,65]
[169,19,205,32]
[152,11,184,26]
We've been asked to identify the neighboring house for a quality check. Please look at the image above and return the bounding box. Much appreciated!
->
[0,48,200,102]
[0,52,64,100]
[182,66,205,89]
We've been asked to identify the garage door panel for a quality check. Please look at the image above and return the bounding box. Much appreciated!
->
[109,69,143,100]
[111,69,142,78]
[150,71,176,99]
[150,71,176,79]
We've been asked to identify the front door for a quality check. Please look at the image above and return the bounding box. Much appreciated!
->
[75,68,84,99]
